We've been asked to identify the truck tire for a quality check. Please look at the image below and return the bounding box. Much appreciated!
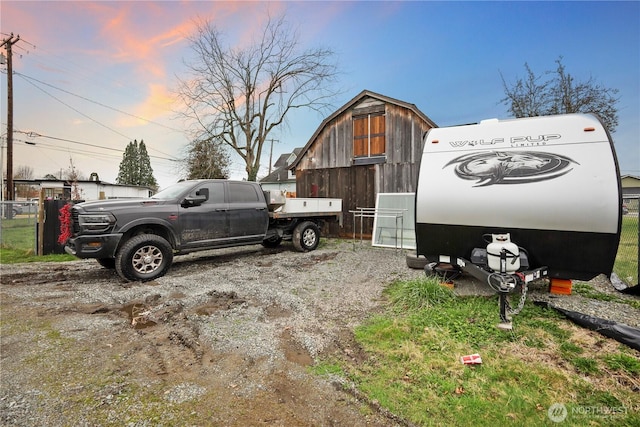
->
[115,234,173,282]
[292,221,320,252]
[97,258,116,269]
[261,236,283,248]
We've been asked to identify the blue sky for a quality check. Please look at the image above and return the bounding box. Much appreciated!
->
[1,1,638,190]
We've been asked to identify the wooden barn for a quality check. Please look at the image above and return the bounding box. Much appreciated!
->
[289,90,437,237]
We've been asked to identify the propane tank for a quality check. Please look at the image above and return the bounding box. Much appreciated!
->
[486,233,520,273]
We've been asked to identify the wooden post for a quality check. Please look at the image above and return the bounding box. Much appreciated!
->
[37,189,45,256]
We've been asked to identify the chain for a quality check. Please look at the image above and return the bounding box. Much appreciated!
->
[506,282,529,316]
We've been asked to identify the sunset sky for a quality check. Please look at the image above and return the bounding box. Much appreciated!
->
[1,1,638,190]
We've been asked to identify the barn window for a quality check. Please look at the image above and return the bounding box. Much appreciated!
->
[353,113,386,164]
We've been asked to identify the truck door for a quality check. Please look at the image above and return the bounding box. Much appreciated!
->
[227,182,269,243]
[179,181,229,249]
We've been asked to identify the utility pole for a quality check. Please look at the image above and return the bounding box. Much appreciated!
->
[268,139,279,175]
[1,33,20,201]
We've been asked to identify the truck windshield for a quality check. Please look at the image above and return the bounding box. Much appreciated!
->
[151,181,196,200]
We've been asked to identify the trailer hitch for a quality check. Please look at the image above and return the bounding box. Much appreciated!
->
[426,254,547,330]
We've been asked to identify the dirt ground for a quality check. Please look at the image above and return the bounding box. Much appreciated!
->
[1,242,424,426]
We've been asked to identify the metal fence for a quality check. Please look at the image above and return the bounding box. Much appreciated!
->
[0,201,39,254]
[616,195,639,287]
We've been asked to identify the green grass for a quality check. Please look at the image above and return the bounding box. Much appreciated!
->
[0,247,75,263]
[326,277,640,427]
[1,216,75,263]
[1,217,37,252]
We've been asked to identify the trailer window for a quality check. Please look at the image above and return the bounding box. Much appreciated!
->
[353,113,385,159]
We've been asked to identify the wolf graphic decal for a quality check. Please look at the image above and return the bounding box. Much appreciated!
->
[444,151,577,187]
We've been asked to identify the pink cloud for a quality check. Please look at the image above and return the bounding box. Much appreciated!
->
[4,1,337,129]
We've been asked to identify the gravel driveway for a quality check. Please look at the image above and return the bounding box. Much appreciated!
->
[2,239,638,426]
[1,240,423,426]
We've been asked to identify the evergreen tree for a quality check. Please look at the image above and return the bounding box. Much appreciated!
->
[117,140,158,189]
[138,141,158,188]
[117,141,139,185]
[185,137,230,179]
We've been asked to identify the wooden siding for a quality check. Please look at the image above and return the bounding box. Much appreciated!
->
[297,114,354,171]
[378,163,421,193]
[294,95,434,237]
[296,102,430,172]
[386,105,427,165]
[296,166,377,237]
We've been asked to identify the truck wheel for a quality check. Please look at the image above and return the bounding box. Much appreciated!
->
[115,234,173,282]
[293,221,320,252]
[262,236,283,248]
[97,258,116,269]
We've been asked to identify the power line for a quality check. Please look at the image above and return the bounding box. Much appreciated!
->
[3,70,183,159]
[12,130,178,162]
[15,71,182,133]
[2,36,184,162]
[16,72,136,141]
[13,36,153,114]
[14,137,127,162]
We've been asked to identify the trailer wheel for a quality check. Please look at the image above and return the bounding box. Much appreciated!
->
[115,234,173,282]
[406,253,429,269]
[97,258,116,269]
[292,221,320,252]
[261,236,283,248]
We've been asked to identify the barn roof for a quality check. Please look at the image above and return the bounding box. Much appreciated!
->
[289,89,437,169]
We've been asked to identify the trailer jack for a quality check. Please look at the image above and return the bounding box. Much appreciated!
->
[426,256,547,330]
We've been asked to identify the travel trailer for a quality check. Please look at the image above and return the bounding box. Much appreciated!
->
[414,114,622,327]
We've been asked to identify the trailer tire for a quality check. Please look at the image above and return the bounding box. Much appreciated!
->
[97,258,116,269]
[406,253,429,269]
[261,236,283,248]
[292,221,320,252]
[115,234,173,282]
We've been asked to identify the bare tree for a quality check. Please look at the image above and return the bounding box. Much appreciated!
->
[14,165,35,198]
[65,157,85,201]
[501,57,619,132]
[14,165,34,180]
[176,14,340,181]
[499,63,551,118]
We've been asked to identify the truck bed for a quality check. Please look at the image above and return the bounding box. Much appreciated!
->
[269,198,343,223]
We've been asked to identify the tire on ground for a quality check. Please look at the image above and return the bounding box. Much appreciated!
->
[261,236,283,248]
[115,234,173,282]
[97,258,116,269]
[406,253,429,269]
[292,221,320,252]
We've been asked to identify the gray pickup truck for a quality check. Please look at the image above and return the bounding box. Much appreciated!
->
[64,179,342,282]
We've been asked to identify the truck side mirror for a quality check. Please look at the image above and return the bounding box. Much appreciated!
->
[182,194,207,208]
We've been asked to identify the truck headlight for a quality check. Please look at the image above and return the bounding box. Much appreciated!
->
[78,213,116,232]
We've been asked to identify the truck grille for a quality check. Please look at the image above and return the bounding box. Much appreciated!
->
[71,207,80,235]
